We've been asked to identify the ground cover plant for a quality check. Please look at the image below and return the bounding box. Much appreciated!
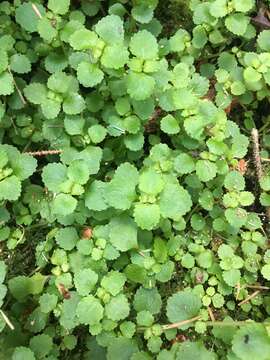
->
[1,0,270,358]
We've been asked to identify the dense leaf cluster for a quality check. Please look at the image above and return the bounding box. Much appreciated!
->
[1,0,270,359]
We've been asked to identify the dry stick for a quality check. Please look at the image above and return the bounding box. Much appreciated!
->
[162,315,201,330]
[262,158,270,162]
[246,284,270,290]
[236,282,241,300]
[251,128,263,179]
[208,307,216,322]
[0,310,15,330]
[31,3,42,18]
[7,67,26,106]
[206,320,270,327]
[25,149,62,156]
[251,128,270,221]
[238,290,260,307]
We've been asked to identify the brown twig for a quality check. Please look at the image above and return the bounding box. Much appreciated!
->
[251,128,270,221]
[162,315,201,330]
[0,310,15,330]
[31,3,42,18]
[208,307,215,322]
[251,128,263,179]
[238,290,260,306]
[7,67,26,106]
[261,158,270,162]
[25,149,62,156]
[236,282,241,300]
[246,284,270,290]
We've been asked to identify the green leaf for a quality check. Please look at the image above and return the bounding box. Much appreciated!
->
[60,293,80,330]
[0,71,14,96]
[38,17,57,42]
[181,253,195,269]
[101,271,126,296]
[244,67,261,83]
[261,264,270,280]
[159,183,192,220]
[257,30,270,51]
[29,273,47,295]
[29,334,53,358]
[0,261,6,284]
[95,15,124,43]
[74,268,98,295]
[77,62,104,87]
[76,295,104,325]
[107,338,138,360]
[42,163,67,193]
[260,175,270,191]
[69,29,98,50]
[224,171,245,191]
[52,194,77,216]
[24,83,47,104]
[223,269,241,286]
[11,153,37,181]
[41,98,61,119]
[88,125,107,144]
[105,293,130,321]
[8,276,31,301]
[134,203,160,230]
[106,163,139,210]
[166,290,201,326]
[55,227,79,250]
[15,3,45,32]
[127,72,155,101]
[139,167,164,195]
[0,176,21,201]
[39,293,58,313]
[169,29,190,52]
[12,347,36,360]
[109,214,138,252]
[63,93,85,115]
[133,287,162,314]
[210,0,227,18]
[174,154,195,175]
[67,159,89,185]
[132,4,154,24]
[160,114,180,135]
[239,191,255,206]
[260,193,270,206]
[225,14,249,36]
[232,324,270,360]
[101,44,129,69]
[232,0,255,13]
[196,160,217,182]
[177,341,216,360]
[85,180,108,211]
[225,207,247,228]
[125,264,147,284]
[0,50,8,74]
[130,30,158,60]
[10,54,31,74]
[64,115,85,135]
[47,71,73,94]
[48,0,70,14]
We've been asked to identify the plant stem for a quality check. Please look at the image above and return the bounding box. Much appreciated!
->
[251,128,263,179]
[162,315,201,330]
[251,128,270,221]
[31,3,42,18]
[238,290,260,306]
[24,149,62,156]
[0,310,15,330]
[7,67,26,106]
